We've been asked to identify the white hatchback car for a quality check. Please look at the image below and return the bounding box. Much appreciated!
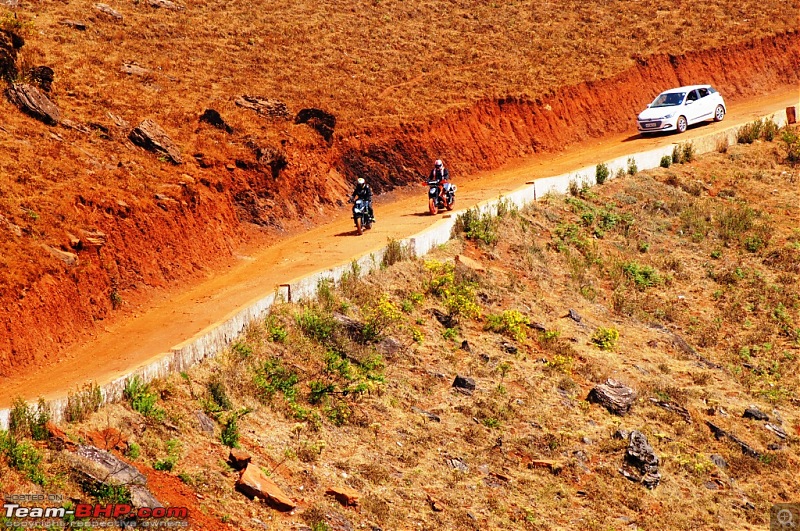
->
[637,85,726,134]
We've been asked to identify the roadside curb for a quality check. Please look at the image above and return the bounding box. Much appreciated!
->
[0,107,793,429]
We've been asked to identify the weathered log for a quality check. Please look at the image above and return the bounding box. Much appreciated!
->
[587,378,636,415]
[129,119,182,164]
[235,95,291,119]
[6,83,61,125]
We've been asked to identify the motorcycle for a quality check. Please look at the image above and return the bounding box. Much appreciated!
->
[427,180,456,215]
[351,198,373,235]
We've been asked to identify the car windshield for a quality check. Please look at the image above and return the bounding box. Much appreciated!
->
[651,92,685,107]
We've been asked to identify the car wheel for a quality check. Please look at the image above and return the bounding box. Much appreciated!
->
[714,105,725,122]
[676,116,687,134]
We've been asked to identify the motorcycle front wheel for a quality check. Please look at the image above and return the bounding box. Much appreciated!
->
[445,197,455,211]
[355,217,363,235]
[429,198,438,215]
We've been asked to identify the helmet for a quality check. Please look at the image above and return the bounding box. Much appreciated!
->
[434,159,443,168]
[357,178,365,185]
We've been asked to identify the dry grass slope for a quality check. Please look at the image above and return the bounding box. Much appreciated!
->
[1,134,798,530]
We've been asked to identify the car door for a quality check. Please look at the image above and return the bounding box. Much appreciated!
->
[683,90,703,123]
[695,88,714,121]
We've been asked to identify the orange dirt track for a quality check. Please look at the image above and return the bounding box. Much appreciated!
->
[1,87,797,406]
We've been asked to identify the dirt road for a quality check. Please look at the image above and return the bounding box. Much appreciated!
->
[1,88,797,406]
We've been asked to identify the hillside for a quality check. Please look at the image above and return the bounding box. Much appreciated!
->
[1,131,798,530]
[1,0,799,374]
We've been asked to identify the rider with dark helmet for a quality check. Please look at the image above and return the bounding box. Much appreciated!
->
[350,177,375,222]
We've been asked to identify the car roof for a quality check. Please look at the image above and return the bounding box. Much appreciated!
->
[661,84,712,94]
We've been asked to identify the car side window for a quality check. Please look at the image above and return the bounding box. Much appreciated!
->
[698,88,710,98]
[686,90,698,102]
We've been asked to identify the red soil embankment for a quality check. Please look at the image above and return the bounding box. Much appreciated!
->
[1,31,798,378]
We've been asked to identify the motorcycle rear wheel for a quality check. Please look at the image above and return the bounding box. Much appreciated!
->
[429,198,438,215]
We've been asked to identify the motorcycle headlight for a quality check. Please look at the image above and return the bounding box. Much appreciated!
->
[430,187,437,194]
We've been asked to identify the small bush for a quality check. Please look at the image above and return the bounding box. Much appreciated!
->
[207,379,232,411]
[715,137,729,153]
[454,207,498,246]
[154,439,181,471]
[737,119,763,144]
[672,145,682,164]
[626,157,638,175]
[568,179,580,197]
[595,163,609,184]
[591,327,620,351]
[484,310,530,341]
[65,383,103,423]
[266,315,288,342]
[124,376,165,420]
[0,432,47,485]
[762,117,779,141]
[659,155,672,168]
[254,357,299,402]
[295,306,336,342]
[621,261,661,290]
[780,127,800,166]
[220,415,240,448]
[382,238,413,268]
[682,142,695,163]
[230,340,253,358]
[126,442,141,460]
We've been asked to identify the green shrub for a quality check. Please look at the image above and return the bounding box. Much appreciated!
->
[309,381,335,405]
[0,432,46,485]
[591,327,620,351]
[9,397,49,440]
[780,127,800,166]
[762,117,779,141]
[737,119,763,144]
[681,142,695,163]
[65,383,102,423]
[626,157,638,175]
[295,306,336,342]
[621,261,660,290]
[123,376,165,420]
[230,340,253,358]
[454,207,498,246]
[207,379,232,411]
[595,163,609,184]
[660,155,672,168]
[126,442,141,460]
[154,439,181,471]
[220,415,240,448]
[362,294,402,341]
[266,315,288,342]
[484,310,530,341]
[254,357,299,402]
[382,238,413,268]
[443,282,481,320]
[672,145,682,164]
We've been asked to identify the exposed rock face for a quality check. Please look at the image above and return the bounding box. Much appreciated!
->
[29,66,54,92]
[235,95,291,119]
[620,430,661,489]
[228,448,251,470]
[6,83,61,125]
[129,119,183,164]
[587,379,636,415]
[452,375,476,393]
[93,3,123,19]
[147,0,184,10]
[325,485,360,507]
[235,463,295,511]
[743,405,768,421]
[199,108,233,133]
[0,29,23,81]
[295,108,336,142]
